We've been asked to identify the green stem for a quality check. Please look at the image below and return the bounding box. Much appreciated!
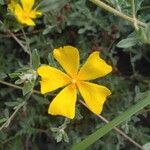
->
[89,0,146,27]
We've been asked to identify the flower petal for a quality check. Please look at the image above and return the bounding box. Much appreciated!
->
[22,18,35,26]
[8,0,17,13]
[78,51,112,80]
[48,84,77,119]
[37,65,71,94]
[14,4,23,16]
[30,9,42,18]
[53,46,79,78]
[21,0,34,11]
[14,4,35,26]
[77,81,111,115]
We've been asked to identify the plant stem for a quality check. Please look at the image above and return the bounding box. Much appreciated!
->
[0,92,32,131]
[140,6,150,11]
[0,103,23,131]
[0,29,43,38]
[90,0,146,28]
[0,80,40,94]
[131,0,138,30]
[8,30,32,67]
[8,30,30,55]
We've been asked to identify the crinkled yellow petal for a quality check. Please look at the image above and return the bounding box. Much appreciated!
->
[37,65,71,94]
[78,51,112,80]
[48,84,77,119]
[21,0,34,11]
[14,4,23,17]
[53,46,79,78]
[22,18,35,26]
[77,81,111,115]
[14,4,35,26]
[8,0,17,13]
[30,9,42,18]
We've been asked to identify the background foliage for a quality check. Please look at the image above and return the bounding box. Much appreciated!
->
[0,0,150,149]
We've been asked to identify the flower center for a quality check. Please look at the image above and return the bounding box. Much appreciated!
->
[22,11,30,20]
[71,79,77,84]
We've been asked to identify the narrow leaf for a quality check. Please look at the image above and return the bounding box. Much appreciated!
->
[32,49,40,70]
[23,81,34,96]
[117,37,138,48]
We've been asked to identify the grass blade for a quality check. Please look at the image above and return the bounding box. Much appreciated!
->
[72,94,150,150]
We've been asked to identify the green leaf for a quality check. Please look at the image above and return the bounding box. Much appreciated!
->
[72,94,150,150]
[143,143,150,150]
[32,95,49,105]
[0,0,4,5]
[32,49,40,70]
[138,25,150,44]
[117,37,138,48]
[0,118,7,124]
[15,79,24,85]
[63,131,69,143]
[0,72,7,79]
[23,81,34,96]
[9,72,21,78]
[48,53,58,67]
[38,0,68,13]
[51,127,59,132]
[5,101,20,107]
[56,132,63,143]
[43,25,55,35]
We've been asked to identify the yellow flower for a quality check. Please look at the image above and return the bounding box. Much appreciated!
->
[8,0,17,12]
[37,46,112,119]
[8,0,42,26]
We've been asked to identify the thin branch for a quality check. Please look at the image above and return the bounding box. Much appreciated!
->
[90,0,147,28]
[0,80,40,131]
[0,92,32,131]
[8,30,31,55]
[0,29,43,38]
[0,80,143,149]
[0,80,40,94]
[132,0,138,30]
[0,101,25,131]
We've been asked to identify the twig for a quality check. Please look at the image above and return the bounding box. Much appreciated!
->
[8,30,31,55]
[0,80,143,149]
[0,29,43,38]
[0,102,25,131]
[132,0,139,30]
[0,92,32,131]
[0,80,40,94]
[90,0,147,28]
